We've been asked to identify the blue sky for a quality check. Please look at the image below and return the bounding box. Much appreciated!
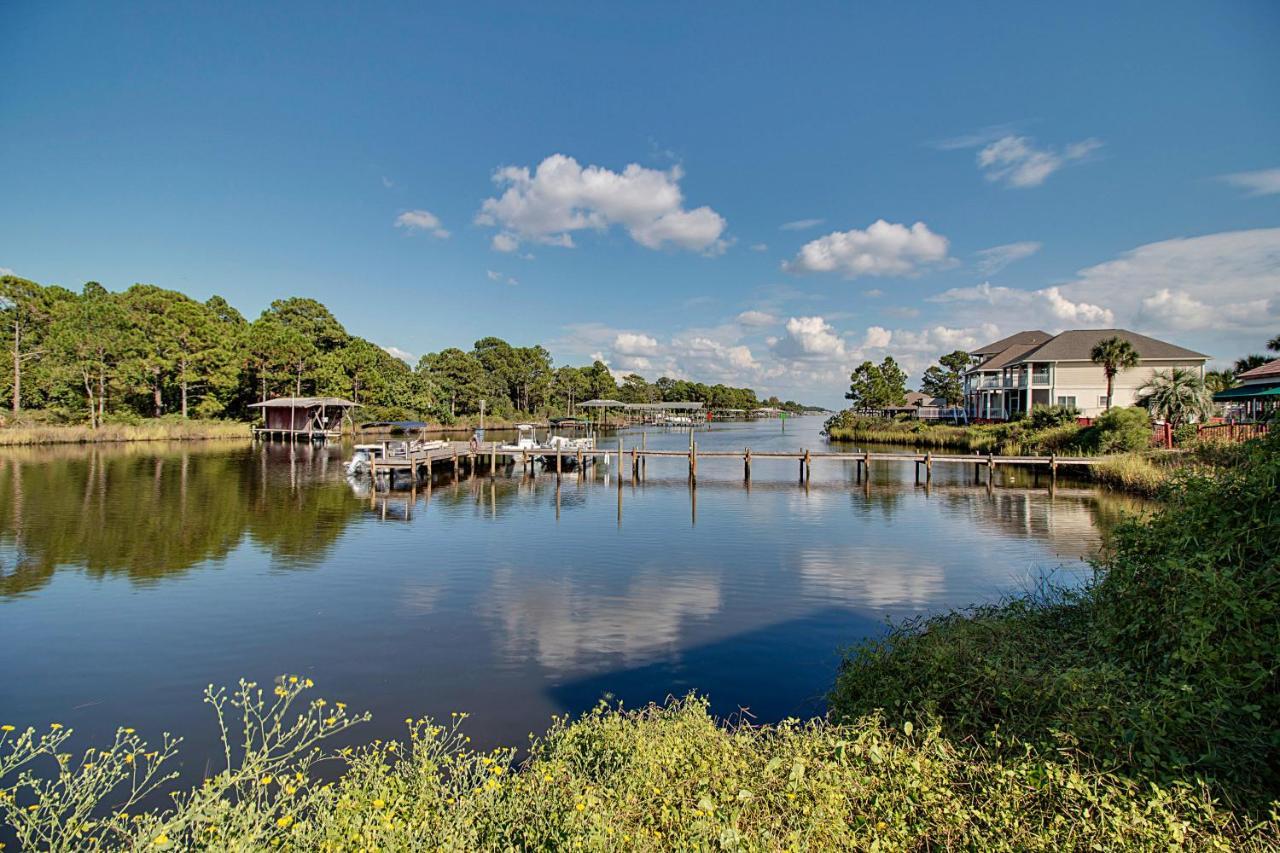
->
[2,1,1277,407]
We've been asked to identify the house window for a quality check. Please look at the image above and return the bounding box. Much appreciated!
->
[1098,395,1110,408]
[1056,396,1076,408]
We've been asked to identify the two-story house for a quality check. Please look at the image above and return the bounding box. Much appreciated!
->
[964,329,1209,420]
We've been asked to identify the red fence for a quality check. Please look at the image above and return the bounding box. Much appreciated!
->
[1196,421,1270,444]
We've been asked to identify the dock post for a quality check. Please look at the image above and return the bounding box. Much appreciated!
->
[914,459,920,484]
[577,447,584,480]
[641,432,647,479]
[864,451,871,487]
[452,447,459,481]
[987,453,994,487]
[925,452,932,482]
[689,440,697,484]
[1050,454,1057,491]
[631,446,638,480]
[744,448,751,482]
[556,447,562,477]
[490,442,496,475]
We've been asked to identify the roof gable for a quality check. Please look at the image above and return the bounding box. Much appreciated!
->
[971,330,1052,356]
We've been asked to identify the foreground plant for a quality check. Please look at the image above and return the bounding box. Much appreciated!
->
[3,686,1277,850]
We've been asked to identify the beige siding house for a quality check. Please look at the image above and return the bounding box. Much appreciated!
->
[964,329,1209,420]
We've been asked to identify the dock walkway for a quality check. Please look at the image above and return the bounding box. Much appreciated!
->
[367,439,1105,491]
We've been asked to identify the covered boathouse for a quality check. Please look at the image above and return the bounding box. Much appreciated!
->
[249,397,359,441]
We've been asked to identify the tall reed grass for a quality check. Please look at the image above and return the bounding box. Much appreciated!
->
[0,419,250,446]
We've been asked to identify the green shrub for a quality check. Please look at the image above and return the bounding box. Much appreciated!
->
[1173,422,1199,447]
[832,432,1280,812]
[1086,406,1152,453]
[1029,403,1079,429]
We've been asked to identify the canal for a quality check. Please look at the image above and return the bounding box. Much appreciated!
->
[0,416,1143,772]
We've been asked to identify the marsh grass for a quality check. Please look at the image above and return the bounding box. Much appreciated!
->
[0,419,250,446]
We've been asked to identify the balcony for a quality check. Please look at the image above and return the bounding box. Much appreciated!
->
[1031,368,1051,385]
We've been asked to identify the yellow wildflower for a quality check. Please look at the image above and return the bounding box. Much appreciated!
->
[304,679,313,688]
[260,775,273,786]
[373,798,385,810]
[153,833,168,846]
[335,702,346,710]
[50,723,63,730]
[289,676,298,684]
[1,725,14,732]
[277,815,294,828]
[123,728,135,734]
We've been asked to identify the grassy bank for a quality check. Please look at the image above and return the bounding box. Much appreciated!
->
[0,419,251,446]
[832,433,1279,816]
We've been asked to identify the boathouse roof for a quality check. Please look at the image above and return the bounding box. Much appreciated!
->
[248,397,360,408]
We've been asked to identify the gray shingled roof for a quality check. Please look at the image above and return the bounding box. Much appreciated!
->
[248,397,359,408]
[1009,329,1209,363]
[971,330,1052,356]
[971,342,1044,372]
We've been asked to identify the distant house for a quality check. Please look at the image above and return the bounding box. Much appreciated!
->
[1213,359,1280,420]
[964,329,1209,420]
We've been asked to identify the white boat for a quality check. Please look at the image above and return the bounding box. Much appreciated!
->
[345,443,385,475]
[345,439,447,475]
[542,434,595,469]
[500,424,542,461]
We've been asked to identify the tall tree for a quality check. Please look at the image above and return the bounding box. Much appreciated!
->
[583,360,618,400]
[46,283,134,427]
[0,275,57,414]
[418,348,490,417]
[1089,336,1140,411]
[920,349,972,407]
[1204,369,1236,394]
[846,356,907,410]
[1234,354,1269,374]
[1268,334,1280,352]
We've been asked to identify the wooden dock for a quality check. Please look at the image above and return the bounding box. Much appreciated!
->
[368,439,1105,492]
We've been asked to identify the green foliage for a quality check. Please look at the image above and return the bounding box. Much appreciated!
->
[1028,403,1079,429]
[1090,336,1141,410]
[3,684,1271,850]
[1138,367,1214,428]
[845,357,907,410]
[1087,406,1152,453]
[1173,422,1200,447]
[832,433,1280,811]
[919,349,971,407]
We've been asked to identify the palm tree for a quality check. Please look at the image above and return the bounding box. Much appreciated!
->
[1235,354,1269,374]
[1204,369,1236,394]
[1268,334,1280,353]
[1137,368,1215,428]
[1090,336,1140,411]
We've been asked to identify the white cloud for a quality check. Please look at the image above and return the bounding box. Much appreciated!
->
[749,243,768,252]
[380,345,415,364]
[394,209,450,238]
[930,281,1114,326]
[381,176,395,189]
[771,316,847,360]
[862,288,883,298]
[1219,167,1280,197]
[736,310,776,327]
[974,240,1042,275]
[780,218,824,231]
[486,269,518,286]
[975,135,1102,188]
[612,332,660,356]
[863,326,892,348]
[1060,228,1280,337]
[784,220,951,278]
[0,267,14,277]
[475,154,728,254]
[491,233,520,253]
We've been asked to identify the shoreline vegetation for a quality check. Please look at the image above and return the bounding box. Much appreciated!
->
[2,434,1276,848]
[823,407,1250,496]
[1,275,816,443]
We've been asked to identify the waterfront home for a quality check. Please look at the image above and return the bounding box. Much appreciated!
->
[964,329,1208,420]
[1213,358,1280,421]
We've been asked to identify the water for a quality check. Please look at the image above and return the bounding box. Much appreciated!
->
[0,416,1142,772]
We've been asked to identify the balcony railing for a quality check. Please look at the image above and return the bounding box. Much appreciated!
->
[1031,369,1051,384]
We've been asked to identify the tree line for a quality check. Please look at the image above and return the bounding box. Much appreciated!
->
[1,275,806,426]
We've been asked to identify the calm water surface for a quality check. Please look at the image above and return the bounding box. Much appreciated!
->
[0,416,1142,772]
